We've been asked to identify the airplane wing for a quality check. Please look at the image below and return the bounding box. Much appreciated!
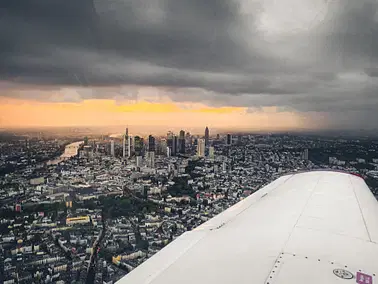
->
[116,170,378,284]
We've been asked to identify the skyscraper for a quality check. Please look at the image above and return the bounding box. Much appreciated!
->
[167,146,171,157]
[205,127,209,147]
[159,140,167,156]
[172,135,178,156]
[123,136,126,158]
[147,135,156,168]
[134,136,143,156]
[226,134,232,145]
[128,135,132,157]
[237,135,242,145]
[148,135,155,152]
[123,128,129,158]
[110,140,115,156]
[186,132,192,147]
[167,131,174,155]
[148,151,155,168]
[141,137,145,155]
[209,146,215,159]
[179,130,185,154]
[197,139,205,157]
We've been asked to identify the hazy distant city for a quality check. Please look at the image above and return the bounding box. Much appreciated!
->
[1,127,378,284]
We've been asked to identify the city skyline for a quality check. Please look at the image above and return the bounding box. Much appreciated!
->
[2,1,378,131]
[1,122,378,283]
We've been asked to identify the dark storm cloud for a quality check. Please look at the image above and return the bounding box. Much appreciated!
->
[0,0,252,81]
[0,0,301,93]
[365,67,378,77]
[323,1,378,62]
[1,0,378,130]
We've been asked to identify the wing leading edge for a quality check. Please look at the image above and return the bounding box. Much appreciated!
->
[116,171,378,284]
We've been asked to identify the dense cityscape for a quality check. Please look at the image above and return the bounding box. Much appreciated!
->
[1,127,378,284]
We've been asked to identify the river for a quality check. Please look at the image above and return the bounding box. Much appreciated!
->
[47,141,84,165]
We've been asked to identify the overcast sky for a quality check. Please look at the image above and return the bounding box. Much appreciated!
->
[1,0,378,131]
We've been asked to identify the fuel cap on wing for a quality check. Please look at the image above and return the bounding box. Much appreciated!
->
[333,268,354,280]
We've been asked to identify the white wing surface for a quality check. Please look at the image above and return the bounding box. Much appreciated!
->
[116,170,378,284]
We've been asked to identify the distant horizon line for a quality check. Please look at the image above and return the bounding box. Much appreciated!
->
[1,125,378,138]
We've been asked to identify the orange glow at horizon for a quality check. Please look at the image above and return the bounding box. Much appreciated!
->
[0,96,323,132]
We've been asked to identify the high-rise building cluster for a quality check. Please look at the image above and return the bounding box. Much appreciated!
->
[165,129,194,157]
[195,127,217,158]
[104,126,223,167]
[104,127,193,168]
